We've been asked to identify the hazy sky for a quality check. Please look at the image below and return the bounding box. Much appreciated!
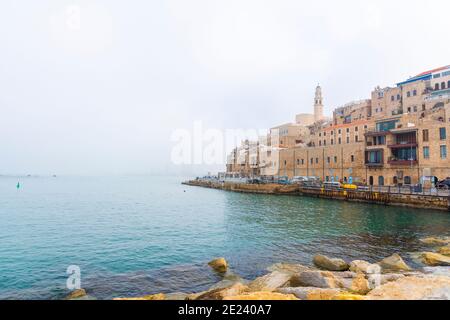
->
[1,0,449,175]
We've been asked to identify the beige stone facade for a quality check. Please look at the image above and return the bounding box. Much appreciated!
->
[226,66,450,185]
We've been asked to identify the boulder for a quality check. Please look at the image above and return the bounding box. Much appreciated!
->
[421,252,450,266]
[185,291,207,300]
[223,292,298,300]
[379,273,405,285]
[208,257,228,273]
[114,293,166,300]
[165,292,189,300]
[377,254,411,272]
[438,245,450,257]
[332,293,366,300]
[366,276,450,300]
[313,254,349,271]
[290,271,342,289]
[267,263,310,275]
[306,288,347,300]
[65,289,87,300]
[196,283,249,300]
[345,273,371,295]
[423,267,450,277]
[247,271,292,292]
[277,287,322,300]
[420,237,450,246]
[349,260,379,274]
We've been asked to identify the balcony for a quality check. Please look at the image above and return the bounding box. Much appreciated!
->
[387,159,418,166]
[365,162,384,167]
[364,130,389,137]
[388,142,418,149]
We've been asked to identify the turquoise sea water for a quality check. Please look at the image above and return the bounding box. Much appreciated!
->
[0,175,450,299]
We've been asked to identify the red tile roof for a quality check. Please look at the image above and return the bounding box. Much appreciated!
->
[415,65,450,77]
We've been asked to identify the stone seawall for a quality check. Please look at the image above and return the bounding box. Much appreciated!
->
[183,180,450,212]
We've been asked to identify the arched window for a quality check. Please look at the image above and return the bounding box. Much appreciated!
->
[435,83,440,90]
[369,176,374,186]
[442,82,446,89]
[378,176,385,186]
[404,176,411,185]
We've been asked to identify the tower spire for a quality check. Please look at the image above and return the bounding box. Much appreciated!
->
[314,84,324,122]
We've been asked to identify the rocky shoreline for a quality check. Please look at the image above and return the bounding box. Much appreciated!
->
[69,236,450,300]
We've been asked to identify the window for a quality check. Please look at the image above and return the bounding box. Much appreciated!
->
[319,140,322,146]
[413,90,417,96]
[334,156,338,163]
[397,94,401,100]
[413,106,417,112]
[338,129,342,134]
[440,127,446,140]
[346,137,350,143]
[301,159,304,165]
[423,129,429,142]
[327,157,330,164]
[404,176,412,185]
[316,158,319,164]
[355,126,358,132]
[378,176,384,186]
[369,176,374,186]
[351,155,354,162]
[346,128,349,133]
[310,158,313,164]
[407,91,411,97]
[376,120,398,132]
[323,140,326,146]
[284,160,287,166]
[297,159,300,165]
[355,135,359,142]
[441,145,447,159]
[331,139,334,145]
[435,83,440,90]
[393,176,398,185]
[423,147,430,159]
[338,137,342,144]
[391,96,395,101]
[448,80,450,89]
[442,82,447,89]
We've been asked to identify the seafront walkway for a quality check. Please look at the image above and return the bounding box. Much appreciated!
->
[183,179,450,212]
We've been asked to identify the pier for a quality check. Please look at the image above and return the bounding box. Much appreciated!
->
[183,180,450,212]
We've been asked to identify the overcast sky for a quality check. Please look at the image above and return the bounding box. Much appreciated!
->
[1,0,449,175]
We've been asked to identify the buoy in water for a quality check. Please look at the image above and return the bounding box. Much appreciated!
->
[16,182,20,190]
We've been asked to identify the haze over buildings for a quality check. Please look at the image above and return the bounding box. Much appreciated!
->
[1,0,450,175]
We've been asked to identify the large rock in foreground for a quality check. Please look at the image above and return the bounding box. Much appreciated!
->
[114,293,166,300]
[421,252,450,266]
[223,292,298,300]
[208,257,228,273]
[366,276,450,300]
[267,263,310,275]
[196,283,249,300]
[313,255,349,271]
[420,237,450,246]
[438,245,450,257]
[247,271,292,292]
[349,260,379,274]
[377,254,411,272]
[290,271,342,289]
[65,289,87,300]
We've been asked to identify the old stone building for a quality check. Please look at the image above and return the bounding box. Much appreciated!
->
[225,66,450,186]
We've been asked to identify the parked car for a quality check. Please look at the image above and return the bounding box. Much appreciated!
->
[323,181,341,189]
